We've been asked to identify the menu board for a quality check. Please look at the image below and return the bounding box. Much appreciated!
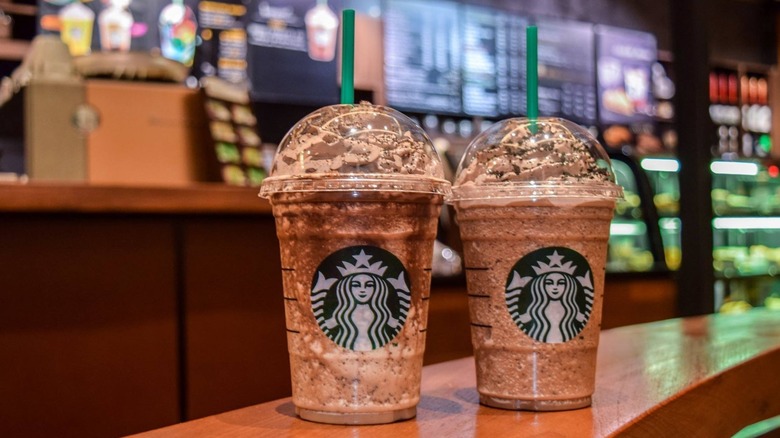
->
[202,77,266,186]
[384,0,461,114]
[595,25,657,125]
[245,0,342,105]
[461,5,527,117]
[38,0,200,66]
[194,1,248,84]
[536,19,597,124]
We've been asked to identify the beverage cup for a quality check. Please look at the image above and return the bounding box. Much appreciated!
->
[260,102,450,424]
[59,1,95,57]
[448,117,623,411]
[159,1,197,66]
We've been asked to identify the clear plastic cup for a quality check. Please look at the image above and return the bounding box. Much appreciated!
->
[448,117,622,411]
[59,1,95,57]
[260,102,450,424]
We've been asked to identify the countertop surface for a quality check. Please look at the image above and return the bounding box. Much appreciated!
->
[0,182,271,214]
[130,309,780,437]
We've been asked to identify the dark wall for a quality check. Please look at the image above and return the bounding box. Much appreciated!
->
[709,0,777,66]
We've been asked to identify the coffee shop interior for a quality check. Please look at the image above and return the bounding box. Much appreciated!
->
[1,0,779,436]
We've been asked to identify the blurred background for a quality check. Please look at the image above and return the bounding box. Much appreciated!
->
[0,0,779,436]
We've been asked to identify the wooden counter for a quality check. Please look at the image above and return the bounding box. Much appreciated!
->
[0,182,677,437]
[0,182,271,214]
[0,183,470,437]
[131,309,780,438]
[0,182,283,438]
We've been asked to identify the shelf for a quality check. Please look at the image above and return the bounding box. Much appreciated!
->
[713,216,780,229]
[715,270,778,280]
[0,182,272,215]
[0,38,29,61]
[610,220,648,237]
[0,1,37,16]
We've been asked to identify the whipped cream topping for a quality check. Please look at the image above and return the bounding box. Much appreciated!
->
[272,102,441,178]
[455,119,612,186]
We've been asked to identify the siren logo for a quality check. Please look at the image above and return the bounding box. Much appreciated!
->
[505,247,595,343]
[311,246,411,351]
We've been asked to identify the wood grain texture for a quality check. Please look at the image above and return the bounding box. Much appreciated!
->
[602,275,676,329]
[183,217,291,419]
[0,183,272,214]
[0,217,180,438]
[130,309,780,438]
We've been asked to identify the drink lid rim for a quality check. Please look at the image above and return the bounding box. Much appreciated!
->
[259,174,452,198]
[447,181,624,202]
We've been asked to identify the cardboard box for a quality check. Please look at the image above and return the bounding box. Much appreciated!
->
[24,78,88,181]
[19,79,214,185]
[85,80,213,185]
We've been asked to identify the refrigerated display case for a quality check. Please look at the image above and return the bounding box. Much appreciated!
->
[640,157,681,270]
[601,153,677,328]
[641,156,780,311]
[606,154,667,273]
[711,159,780,310]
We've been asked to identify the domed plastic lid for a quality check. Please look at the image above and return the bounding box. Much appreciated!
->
[450,117,623,202]
[259,102,450,197]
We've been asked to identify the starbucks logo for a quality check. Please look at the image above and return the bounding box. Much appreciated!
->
[311,246,411,351]
[505,247,594,343]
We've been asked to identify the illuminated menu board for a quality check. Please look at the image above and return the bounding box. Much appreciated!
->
[195,1,248,84]
[245,0,343,105]
[461,5,527,117]
[536,19,597,124]
[384,0,462,114]
[384,2,598,120]
[595,25,657,125]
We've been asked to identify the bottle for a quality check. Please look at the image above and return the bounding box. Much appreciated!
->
[159,0,197,66]
[59,1,95,56]
[728,74,738,105]
[709,72,719,103]
[718,73,729,104]
[98,0,133,52]
[304,0,339,62]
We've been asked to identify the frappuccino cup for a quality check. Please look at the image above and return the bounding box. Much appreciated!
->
[260,102,450,424]
[449,117,623,411]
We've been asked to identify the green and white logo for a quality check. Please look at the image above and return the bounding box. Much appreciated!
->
[311,246,411,351]
[505,247,594,343]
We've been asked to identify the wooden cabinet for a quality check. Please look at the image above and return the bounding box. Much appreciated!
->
[0,184,282,437]
[182,217,290,419]
[0,215,179,438]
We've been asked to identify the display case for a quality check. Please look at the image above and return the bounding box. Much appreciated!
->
[640,157,681,270]
[711,159,780,311]
[641,156,780,311]
[606,154,667,273]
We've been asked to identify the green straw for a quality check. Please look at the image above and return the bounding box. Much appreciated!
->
[526,25,538,132]
[340,9,355,105]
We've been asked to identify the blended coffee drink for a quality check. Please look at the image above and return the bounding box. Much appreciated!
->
[449,118,622,411]
[260,103,450,424]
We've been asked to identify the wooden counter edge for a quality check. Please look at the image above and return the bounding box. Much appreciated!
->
[613,346,780,437]
[0,182,272,214]
[127,310,780,438]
